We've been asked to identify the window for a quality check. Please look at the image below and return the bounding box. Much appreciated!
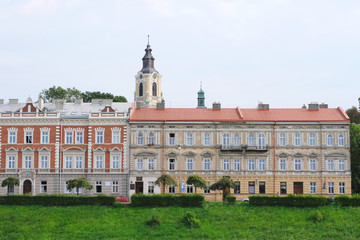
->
[76,131,83,144]
[310,182,316,194]
[169,185,175,194]
[8,156,15,169]
[339,182,345,194]
[40,181,47,193]
[234,159,240,171]
[338,134,344,146]
[279,158,287,171]
[187,184,193,193]
[309,159,317,171]
[233,133,240,146]
[112,156,119,169]
[248,133,255,146]
[327,134,334,146]
[65,156,72,169]
[8,131,17,144]
[168,159,176,170]
[137,133,144,145]
[41,156,48,169]
[328,182,334,194]
[203,158,211,170]
[65,131,73,144]
[222,133,230,149]
[339,159,345,171]
[139,82,143,96]
[65,181,71,193]
[204,182,211,194]
[96,156,103,169]
[148,133,155,145]
[294,133,301,146]
[169,133,175,146]
[146,158,154,170]
[259,159,265,171]
[248,159,255,171]
[186,133,193,146]
[294,158,302,171]
[258,133,265,149]
[148,181,154,194]
[249,181,255,194]
[152,82,157,96]
[259,182,266,194]
[136,158,143,170]
[25,131,33,144]
[41,131,49,144]
[111,181,118,193]
[8,184,14,194]
[112,131,120,144]
[186,158,194,170]
[96,131,104,144]
[96,181,102,193]
[280,182,287,194]
[204,133,211,146]
[76,156,82,169]
[279,133,286,146]
[223,159,230,171]
[327,159,334,171]
[25,156,32,169]
[309,133,316,146]
[234,181,240,194]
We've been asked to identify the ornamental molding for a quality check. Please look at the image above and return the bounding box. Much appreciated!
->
[38,147,52,152]
[5,147,18,152]
[182,151,197,157]
[21,147,35,152]
[24,127,34,132]
[325,152,348,157]
[40,127,50,132]
[134,150,157,156]
[165,150,179,157]
[109,147,122,152]
[7,127,18,132]
[95,127,105,131]
[93,147,106,152]
[62,146,86,152]
[200,151,215,157]
[111,127,121,131]
[277,152,290,157]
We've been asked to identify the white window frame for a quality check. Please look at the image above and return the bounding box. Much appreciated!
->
[338,134,344,146]
[112,130,121,144]
[234,159,240,171]
[279,158,287,171]
[309,158,317,171]
[204,133,211,146]
[65,131,73,144]
[95,156,103,169]
[186,132,194,146]
[40,181,47,193]
[248,158,255,171]
[95,181,102,193]
[112,181,119,193]
[258,133,266,149]
[259,158,266,171]
[96,130,104,144]
[137,132,144,145]
[203,158,211,171]
[168,158,176,171]
[327,134,334,146]
[327,159,334,171]
[328,182,334,194]
[65,156,72,169]
[8,156,15,169]
[233,133,240,146]
[65,181,71,193]
[338,159,345,171]
[309,133,316,146]
[24,155,32,169]
[294,158,302,171]
[279,133,286,146]
[294,133,301,146]
[41,130,50,144]
[40,155,48,169]
[310,182,316,194]
[8,130,17,144]
[187,184,193,194]
[148,158,155,170]
[148,133,155,145]
[223,158,230,171]
[24,131,33,144]
[248,133,255,146]
[112,156,120,169]
[75,156,83,169]
[136,158,144,170]
[148,181,154,194]
[186,158,194,170]
[169,133,176,146]
[339,182,345,194]
[75,131,84,144]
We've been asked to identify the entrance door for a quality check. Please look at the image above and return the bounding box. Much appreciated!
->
[293,182,303,195]
[23,180,32,194]
[135,182,143,194]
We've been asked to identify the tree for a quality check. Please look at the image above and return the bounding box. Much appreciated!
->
[155,174,177,194]
[350,123,360,193]
[67,177,93,196]
[210,176,236,201]
[346,107,360,124]
[1,177,19,195]
[186,175,206,193]
[81,91,127,103]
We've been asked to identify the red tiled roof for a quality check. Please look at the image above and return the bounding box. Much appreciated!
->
[129,107,349,123]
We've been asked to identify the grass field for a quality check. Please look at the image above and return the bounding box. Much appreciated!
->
[0,203,359,240]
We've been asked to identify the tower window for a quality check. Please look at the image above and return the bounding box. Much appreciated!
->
[152,82,157,96]
[139,82,143,97]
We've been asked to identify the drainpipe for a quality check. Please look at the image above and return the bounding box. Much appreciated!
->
[59,118,63,193]
[273,121,276,194]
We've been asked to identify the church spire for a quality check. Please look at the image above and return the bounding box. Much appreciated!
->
[197,82,206,108]
[140,35,156,74]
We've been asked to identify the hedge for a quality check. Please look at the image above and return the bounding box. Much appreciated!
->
[249,195,331,207]
[131,194,204,207]
[335,194,360,206]
[0,194,115,206]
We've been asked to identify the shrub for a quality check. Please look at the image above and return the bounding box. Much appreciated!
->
[146,215,160,227]
[183,211,200,228]
[226,195,236,205]
[131,194,204,207]
[312,210,324,222]
[335,194,360,206]
[249,195,331,207]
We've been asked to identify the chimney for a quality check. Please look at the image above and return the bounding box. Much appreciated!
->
[319,103,328,109]
[53,99,65,110]
[302,104,306,109]
[156,100,165,110]
[258,102,269,110]
[0,99,4,104]
[9,99,19,104]
[308,103,319,111]
[136,101,142,109]
[212,102,221,110]
[38,96,45,111]
[75,98,83,104]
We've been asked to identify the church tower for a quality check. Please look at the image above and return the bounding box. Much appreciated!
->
[197,83,206,108]
[134,37,163,108]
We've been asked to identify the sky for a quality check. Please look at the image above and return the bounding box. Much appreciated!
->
[0,0,360,110]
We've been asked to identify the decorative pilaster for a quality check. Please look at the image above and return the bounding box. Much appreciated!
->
[88,126,92,169]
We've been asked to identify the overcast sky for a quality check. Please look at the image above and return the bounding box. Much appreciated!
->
[1,0,359,110]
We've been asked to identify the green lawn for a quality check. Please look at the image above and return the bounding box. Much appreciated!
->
[0,203,359,240]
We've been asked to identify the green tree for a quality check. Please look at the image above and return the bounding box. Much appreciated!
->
[350,123,360,193]
[81,91,127,103]
[346,107,360,124]
[67,177,93,196]
[210,176,236,201]
[1,177,20,195]
[155,174,177,194]
[186,175,206,193]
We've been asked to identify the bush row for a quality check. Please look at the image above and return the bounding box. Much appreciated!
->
[335,194,360,206]
[249,195,331,207]
[131,194,204,207]
[0,194,115,206]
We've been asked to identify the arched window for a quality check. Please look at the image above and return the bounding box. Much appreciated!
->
[248,133,255,146]
[327,134,334,146]
[222,133,230,149]
[338,134,344,146]
[233,133,240,146]
[139,82,143,97]
[152,82,157,96]
[148,133,155,145]
[137,132,143,145]
[258,133,265,149]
